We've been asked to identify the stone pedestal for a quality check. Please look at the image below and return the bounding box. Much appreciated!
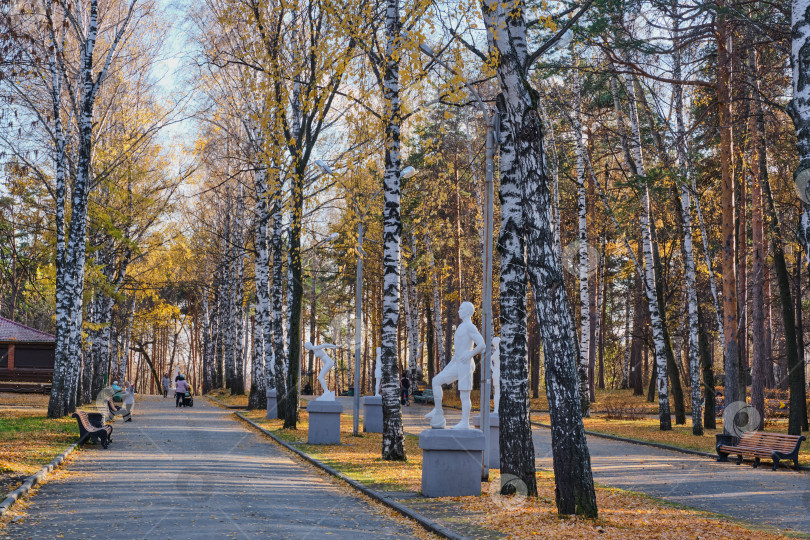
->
[307,400,343,444]
[266,389,279,420]
[472,413,500,469]
[362,395,383,433]
[419,428,485,497]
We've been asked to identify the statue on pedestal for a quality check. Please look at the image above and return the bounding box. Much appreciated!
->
[374,347,382,396]
[304,342,338,401]
[491,336,501,415]
[425,302,485,429]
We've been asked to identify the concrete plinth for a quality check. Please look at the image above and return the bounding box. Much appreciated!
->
[362,395,383,433]
[266,389,279,419]
[307,400,343,444]
[472,412,500,469]
[419,428,485,497]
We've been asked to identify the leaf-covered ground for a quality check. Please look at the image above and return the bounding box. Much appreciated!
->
[241,409,795,539]
[207,388,249,408]
[0,393,79,495]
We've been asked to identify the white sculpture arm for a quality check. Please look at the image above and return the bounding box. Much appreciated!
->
[468,329,485,361]
[304,342,337,352]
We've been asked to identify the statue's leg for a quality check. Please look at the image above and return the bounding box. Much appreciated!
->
[433,375,444,416]
[318,361,333,394]
[451,390,471,429]
[425,369,451,427]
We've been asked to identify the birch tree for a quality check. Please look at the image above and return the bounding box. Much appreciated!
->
[787,0,810,434]
[573,64,591,416]
[479,0,597,516]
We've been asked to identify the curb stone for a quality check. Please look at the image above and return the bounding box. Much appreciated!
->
[531,421,810,472]
[234,411,465,540]
[0,440,80,517]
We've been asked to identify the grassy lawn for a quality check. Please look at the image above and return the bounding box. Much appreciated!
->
[0,393,80,495]
[241,409,795,539]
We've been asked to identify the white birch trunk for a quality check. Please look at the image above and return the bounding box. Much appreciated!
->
[380,0,406,460]
[250,160,270,408]
[622,282,631,389]
[622,66,672,430]
[574,66,591,416]
[481,0,595,514]
[672,15,703,434]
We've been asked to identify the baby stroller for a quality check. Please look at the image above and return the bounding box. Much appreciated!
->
[182,390,194,407]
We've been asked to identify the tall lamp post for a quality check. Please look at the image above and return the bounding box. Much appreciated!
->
[315,161,417,435]
[299,231,338,410]
[419,30,572,481]
[418,43,497,481]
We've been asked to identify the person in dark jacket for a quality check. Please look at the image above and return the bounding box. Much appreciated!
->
[400,375,411,406]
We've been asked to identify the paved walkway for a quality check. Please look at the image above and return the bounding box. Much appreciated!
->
[391,400,810,535]
[2,396,418,540]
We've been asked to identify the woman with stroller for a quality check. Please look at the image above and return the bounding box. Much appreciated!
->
[175,375,190,408]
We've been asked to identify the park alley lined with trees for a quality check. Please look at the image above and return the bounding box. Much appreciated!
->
[1,0,810,530]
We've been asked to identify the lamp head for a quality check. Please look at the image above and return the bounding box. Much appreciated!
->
[315,159,334,175]
[401,166,417,179]
[556,29,574,50]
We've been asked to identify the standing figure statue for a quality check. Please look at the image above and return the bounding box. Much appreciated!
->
[491,337,501,415]
[374,347,382,397]
[304,342,338,401]
[425,302,485,429]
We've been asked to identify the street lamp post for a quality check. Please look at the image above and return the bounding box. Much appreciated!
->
[316,161,416,436]
[298,231,338,410]
[419,43,497,481]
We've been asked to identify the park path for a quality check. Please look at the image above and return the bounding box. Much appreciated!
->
[2,396,417,540]
[394,400,810,535]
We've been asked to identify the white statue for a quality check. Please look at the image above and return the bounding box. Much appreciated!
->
[491,337,501,415]
[374,347,382,397]
[304,342,338,401]
[425,301,485,429]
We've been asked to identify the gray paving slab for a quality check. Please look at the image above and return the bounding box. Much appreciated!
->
[399,402,810,535]
[2,396,418,540]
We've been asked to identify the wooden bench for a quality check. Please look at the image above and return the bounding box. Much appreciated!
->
[717,431,805,471]
[72,410,113,449]
[413,389,434,404]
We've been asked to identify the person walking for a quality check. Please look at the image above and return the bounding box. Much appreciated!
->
[161,373,170,398]
[122,382,135,422]
[175,375,189,408]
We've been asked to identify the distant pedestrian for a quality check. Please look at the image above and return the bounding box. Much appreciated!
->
[400,375,411,406]
[175,375,190,408]
[161,373,170,398]
[122,382,135,422]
